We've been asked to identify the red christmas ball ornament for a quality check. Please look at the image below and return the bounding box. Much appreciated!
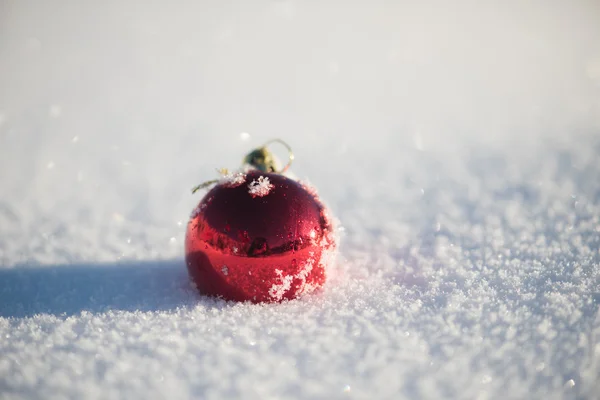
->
[185,140,337,302]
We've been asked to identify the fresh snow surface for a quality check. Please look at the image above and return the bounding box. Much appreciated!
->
[1,1,600,399]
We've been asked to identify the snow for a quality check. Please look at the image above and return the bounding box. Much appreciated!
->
[220,170,247,188]
[1,0,600,399]
[269,269,295,301]
[268,253,319,301]
[248,176,275,198]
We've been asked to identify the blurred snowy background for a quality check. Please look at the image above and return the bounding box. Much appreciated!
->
[1,0,600,398]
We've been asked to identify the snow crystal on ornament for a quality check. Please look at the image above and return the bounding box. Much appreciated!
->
[248,176,274,198]
[220,171,246,188]
[190,203,206,218]
[190,207,201,218]
[267,253,322,301]
[293,254,319,296]
[299,180,319,196]
[269,269,294,301]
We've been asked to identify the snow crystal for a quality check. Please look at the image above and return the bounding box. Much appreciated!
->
[189,207,201,219]
[240,132,251,141]
[219,171,246,188]
[292,254,318,297]
[299,179,319,197]
[247,176,274,198]
[189,203,207,219]
[268,269,294,300]
[267,253,324,300]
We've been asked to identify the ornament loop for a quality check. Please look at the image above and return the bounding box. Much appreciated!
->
[265,139,294,174]
[243,139,294,174]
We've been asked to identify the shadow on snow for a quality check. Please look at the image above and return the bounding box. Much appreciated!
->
[0,259,204,318]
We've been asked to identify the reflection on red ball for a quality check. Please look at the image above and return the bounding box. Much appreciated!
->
[185,170,337,302]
